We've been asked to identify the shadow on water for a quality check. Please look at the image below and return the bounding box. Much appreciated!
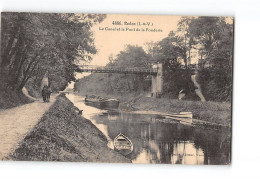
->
[67,94,230,165]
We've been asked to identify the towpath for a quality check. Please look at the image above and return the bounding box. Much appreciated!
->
[0,95,57,160]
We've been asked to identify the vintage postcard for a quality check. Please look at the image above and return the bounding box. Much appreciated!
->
[0,12,233,165]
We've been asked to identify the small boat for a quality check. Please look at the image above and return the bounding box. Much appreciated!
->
[85,96,106,108]
[164,115,193,125]
[103,99,120,108]
[163,112,192,119]
[158,112,193,125]
[114,133,133,155]
[85,95,119,109]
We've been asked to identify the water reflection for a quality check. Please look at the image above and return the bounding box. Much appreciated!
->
[67,94,230,165]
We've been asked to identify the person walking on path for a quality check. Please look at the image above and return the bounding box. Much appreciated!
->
[45,85,52,102]
[42,85,48,102]
[42,85,52,103]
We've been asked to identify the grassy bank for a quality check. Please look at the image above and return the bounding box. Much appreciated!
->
[75,74,231,126]
[9,94,130,163]
[123,93,231,126]
[77,90,231,126]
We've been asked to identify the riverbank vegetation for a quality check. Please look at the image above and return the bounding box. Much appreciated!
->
[75,76,231,126]
[75,17,233,125]
[0,12,105,108]
[8,94,130,163]
[77,17,233,102]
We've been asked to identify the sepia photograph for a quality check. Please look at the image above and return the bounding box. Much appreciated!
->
[0,12,233,165]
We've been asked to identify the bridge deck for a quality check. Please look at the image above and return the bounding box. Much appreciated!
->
[79,64,203,75]
[79,65,158,75]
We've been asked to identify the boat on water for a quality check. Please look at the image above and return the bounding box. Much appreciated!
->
[114,133,133,155]
[85,95,119,109]
[85,97,106,108]
[103,99,119,108]
[155,112,193,125]
[163,112,192,119]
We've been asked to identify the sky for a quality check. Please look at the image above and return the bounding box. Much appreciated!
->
[89,14,182,66]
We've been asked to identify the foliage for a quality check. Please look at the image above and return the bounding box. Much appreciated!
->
[75,16,233,102]
[1,12,105,92]
[105,45,152,93]
[147,34,196,98]
[76,45,152,95]
[151,16,233,101]
[188,17,233,101]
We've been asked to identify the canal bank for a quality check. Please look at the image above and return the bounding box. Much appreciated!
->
[8,94,130,163]
[74,72,231,127]
[66,93,231,165]
[76,91,231,127]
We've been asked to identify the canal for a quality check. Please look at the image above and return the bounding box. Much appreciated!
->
[66,93,230,165]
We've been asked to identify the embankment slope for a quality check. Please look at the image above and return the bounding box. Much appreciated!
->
[75,74,231,126]
[9,94,130,163]
[0,86,34,109]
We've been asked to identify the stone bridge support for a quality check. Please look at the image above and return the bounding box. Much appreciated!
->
[151,64,163,98]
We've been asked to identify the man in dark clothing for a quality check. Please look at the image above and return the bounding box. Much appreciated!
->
[42,85,48,102]
[45,86,52,102]
[42,85,52,102]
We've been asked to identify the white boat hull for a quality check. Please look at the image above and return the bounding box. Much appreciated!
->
[114,133,133,155]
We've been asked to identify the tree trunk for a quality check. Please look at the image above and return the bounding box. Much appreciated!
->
[17,59,39,90]
[1,25,20,68]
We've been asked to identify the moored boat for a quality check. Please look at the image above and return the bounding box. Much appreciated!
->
[103,99,120,108]
[85,95,119,109]
[84,95,106,108]
[156,112,193,125]
[114,133,133,155]
[163,112,192,119]
[85,98,106,108]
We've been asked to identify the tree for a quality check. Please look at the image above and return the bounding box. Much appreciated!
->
[188,17,233,101]
[104,45,151,93]
[177,17,196,68]
[1,12,106,92]
[148,17,233,101]
[149,32,195,97]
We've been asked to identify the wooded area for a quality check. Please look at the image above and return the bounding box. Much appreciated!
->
[0,12,105,93]
[77,16,233,102]
[1,14,233,105]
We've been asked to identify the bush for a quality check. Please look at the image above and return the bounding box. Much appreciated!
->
[198,62,232,102]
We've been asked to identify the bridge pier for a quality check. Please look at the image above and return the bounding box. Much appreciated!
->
[151,64,163,98]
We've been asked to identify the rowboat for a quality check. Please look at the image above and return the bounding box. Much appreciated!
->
[114,133,133,155]
[164,115,193,125]
[163,112,192,119]
[157,112,193,125]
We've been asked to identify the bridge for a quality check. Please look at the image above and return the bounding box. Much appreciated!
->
[79,64,163,97]
[79,65,158,75]
[78,64,201,98]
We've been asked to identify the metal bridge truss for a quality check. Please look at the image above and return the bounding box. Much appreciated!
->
[79,65,158,75]
[79,64,206,75]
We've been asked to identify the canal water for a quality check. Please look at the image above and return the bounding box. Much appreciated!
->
[66,93,230,165]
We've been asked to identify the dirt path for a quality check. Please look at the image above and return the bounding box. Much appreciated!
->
[191,73,206,102]
[0,95,57,160]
